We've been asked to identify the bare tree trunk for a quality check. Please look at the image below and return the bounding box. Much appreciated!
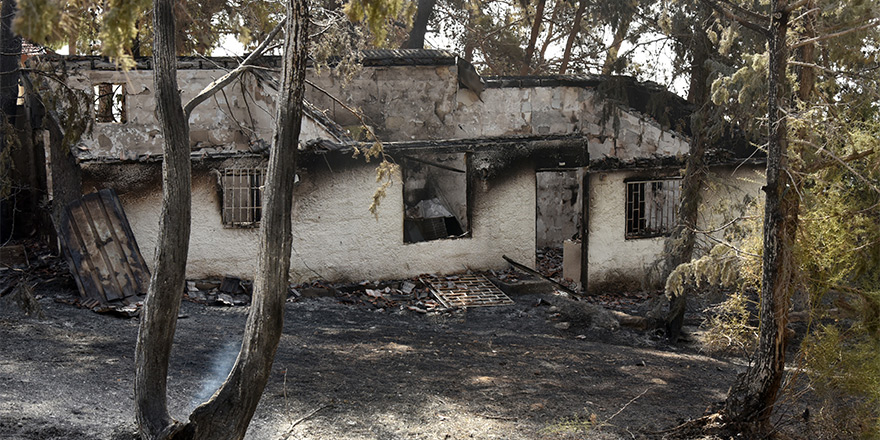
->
[17,72,83,242]
[724,0,796,427]
[402,0,436,49]
[43,103,83,228]
[68,35,77,56]
[521,0,546,75]
[134,0,192,436]
[463,7,476,63]
[134,0,309,438]
[559,0,586,74]
[185,1,309,439]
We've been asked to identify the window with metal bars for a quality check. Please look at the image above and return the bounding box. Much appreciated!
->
[221,168,265,227]
[625,178,681,239]
[93,83,126,123]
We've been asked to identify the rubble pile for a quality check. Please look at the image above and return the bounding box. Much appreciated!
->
[535,246,579,291]
[180,267,537,316]
[3,239,660,324]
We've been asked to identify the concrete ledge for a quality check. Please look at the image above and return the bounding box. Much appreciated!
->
[490,277,556,296]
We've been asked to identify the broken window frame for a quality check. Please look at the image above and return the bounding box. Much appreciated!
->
[624,177,681,239]
[402,152,472,244]
[93,83,127,123]
[220,168,266,228]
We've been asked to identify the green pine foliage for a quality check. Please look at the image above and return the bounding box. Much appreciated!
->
[801,324,880,438]
[660,0,880,434]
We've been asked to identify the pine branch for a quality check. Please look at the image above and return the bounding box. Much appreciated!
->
[795,138,880,196]
[699,0,770,36]
[785,0,811,13]
[790,18,880,49]
[183,18,286,120]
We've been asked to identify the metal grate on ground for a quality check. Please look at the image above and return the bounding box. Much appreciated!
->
[421,274,514,308]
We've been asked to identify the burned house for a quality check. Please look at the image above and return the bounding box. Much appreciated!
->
[48,49,762,292]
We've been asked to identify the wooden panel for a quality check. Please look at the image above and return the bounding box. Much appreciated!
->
[97,190,151,298]
[58,189,150,305]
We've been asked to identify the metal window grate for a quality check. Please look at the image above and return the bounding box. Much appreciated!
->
[222,168,265,227]
[422,274,514,308]
[94,83,126,123]
[625,179,681,239]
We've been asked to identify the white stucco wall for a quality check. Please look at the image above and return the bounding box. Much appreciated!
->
[65,57,759,289]
[114,161,535,283]
[587,164,764,292]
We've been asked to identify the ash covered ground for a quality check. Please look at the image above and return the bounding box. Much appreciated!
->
[1,244,791,440]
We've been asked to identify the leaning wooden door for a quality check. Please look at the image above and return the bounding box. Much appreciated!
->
[58,188,150,305]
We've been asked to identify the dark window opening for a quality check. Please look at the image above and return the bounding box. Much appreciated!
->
[221,168,265,227]
[94,83,126,123]
[625,178,681,239]
[403,153,470,243]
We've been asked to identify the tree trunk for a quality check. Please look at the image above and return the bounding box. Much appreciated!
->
[0,0,21,241]
[724,0,796,427]
[559,0,586,74]
[185,1,309,439]
[134,0,309,438]
[43,102,83,229]
[17,71,83,240]
[134,0,192,436]
[462,7,476,63]
[601,15,632,75]
[402,0,436,49]
[520,0,545,75]
[663,19,713,341]
[536,1,560,68]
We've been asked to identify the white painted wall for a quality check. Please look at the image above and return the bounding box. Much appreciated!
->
[117,161,535,283]
[587,164,764,292]
[65,58,762,288]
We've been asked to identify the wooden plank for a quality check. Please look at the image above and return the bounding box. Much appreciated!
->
[59,199,110,303]
[57,189,150,305]
[82,195,134,300]
[97,189,150,299]
[68,196,123,301]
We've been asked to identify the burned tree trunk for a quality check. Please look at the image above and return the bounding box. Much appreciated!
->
[133,0,192,436]
[724,0,796,426]
[135,0,309,437]
[185,1,309,439]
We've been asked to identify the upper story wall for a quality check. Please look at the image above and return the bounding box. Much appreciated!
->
[53,52,691,162]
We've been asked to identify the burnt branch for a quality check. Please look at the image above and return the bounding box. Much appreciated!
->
[183,18,286,120]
